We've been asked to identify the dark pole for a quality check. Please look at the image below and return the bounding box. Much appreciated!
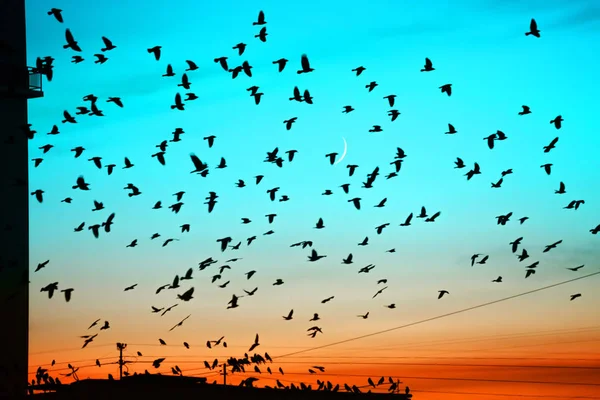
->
[222,364,226,386]
[116,343,126,380]
[0,0,43,397]
[119,347,123,380]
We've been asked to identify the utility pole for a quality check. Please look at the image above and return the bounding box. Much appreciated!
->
[222,363,227,386]
[116,343,127,380]
[0,0,45,397]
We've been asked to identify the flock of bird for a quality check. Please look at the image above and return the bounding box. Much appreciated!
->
[20,7,598,391]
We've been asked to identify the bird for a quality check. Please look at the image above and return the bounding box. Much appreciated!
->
[438,290,449,299]
[253,10,266,25]
[518,105,531,115]
[107,97,123,107]
[297,54,314,74]
[284,118,297,130]
[93,54,108,64]
[325,153,338,165]
[248,334,260,351]
[48,8,63,23]
[445,124,457,134]
[185,60,198,71]
[543,240,563,252]
[171,93,185,110]
[100,37,116,51]
[543,137,559,153]
[282,310,293,320]
[421,57,434,72]
[525,18,541,38]
[31,189,44,203]
[272,58,288,72]
[255,27,268,42]
[550,115,563,129]
[439,84,452,96]
[541,163,553,175]
[72,176,90,190]
[232,43,246,56]
[147,46,162,60]
[63,29,82,51]
[163,64,175,77]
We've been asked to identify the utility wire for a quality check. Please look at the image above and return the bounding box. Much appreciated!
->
[410,389,600,399]
[230,370,600,387]
[357,326,600,352]
[119,358,600,370]
[28,361,119,376]
[29,356,119,370]
[29,323,599,362]
[126,325,598,353]
[126,353,600,361]
[272,272,600,359]
[29,343,115,356]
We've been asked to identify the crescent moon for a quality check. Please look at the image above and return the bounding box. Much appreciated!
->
[334,137,347,165]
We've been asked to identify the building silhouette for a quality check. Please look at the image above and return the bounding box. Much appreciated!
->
[0,0,44,397]
[29,374,414,399]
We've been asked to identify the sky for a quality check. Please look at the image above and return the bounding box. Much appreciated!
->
[23,0,600,398]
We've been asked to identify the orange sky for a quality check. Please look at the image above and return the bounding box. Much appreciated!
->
[29,324,600,399]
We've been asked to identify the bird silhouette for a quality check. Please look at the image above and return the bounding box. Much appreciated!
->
[525,18,541,38]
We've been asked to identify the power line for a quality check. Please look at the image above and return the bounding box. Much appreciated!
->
[122,334,600,364]
[440,337,600,354]
[29,356,119,370]
[233,371,600,387]
[29,343,115,356]
[357,326,600,352]
[27,361,119,376]
[120,357,600,370]
[410,389,600,399]
[126,353,600,361]
[126,325,599,354]
[232,360,600,370]
[272,271,600,359]
[269,355,600,361]
[28,323,599,363]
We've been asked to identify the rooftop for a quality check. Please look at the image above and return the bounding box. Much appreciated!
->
[29,374,413,399]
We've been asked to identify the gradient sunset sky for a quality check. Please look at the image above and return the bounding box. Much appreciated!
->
[25,0,600,398]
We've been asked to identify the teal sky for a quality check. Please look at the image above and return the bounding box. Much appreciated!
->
[25,0,600,368]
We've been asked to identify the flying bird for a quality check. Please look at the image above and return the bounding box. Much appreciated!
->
[525,18,541,38]
[297,54,314,74]
[48,8,63,23]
